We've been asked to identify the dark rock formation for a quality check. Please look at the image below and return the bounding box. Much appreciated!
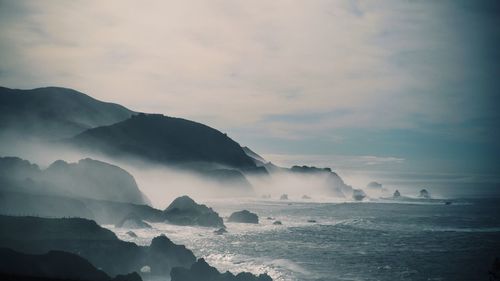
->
[0,86,134,139]
[273,221,282,225]
[290,165,352,197]
[228,210,259,224]
[115,213,152,229]
[164,196,224,228]
[280,194,288,200]
[70,113,256,169]
[419,189,431,199]
[352,189,366,201]
[307,219,317,223]
[393,190,401,198]
[147,235,196,276]
[170,258,272,281]
[0,215,195,279]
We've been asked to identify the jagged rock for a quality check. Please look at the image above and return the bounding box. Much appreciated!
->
[393,190,401,198]
[164,196,224,228]
[213,228,227,235]
[352,189,366,201]
[147,235,196,276]
[115,213,152,229]
[419,189,431,199]
[228,210,259,224]
[273,221,282,225]
[126,231,138,238]
[170,258,273,281]
[280,194,288,200]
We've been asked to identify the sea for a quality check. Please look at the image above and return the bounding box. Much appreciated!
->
[106,197,500,281]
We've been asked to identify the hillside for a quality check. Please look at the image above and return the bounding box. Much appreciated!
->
[0,86,133,139]
[71,113,256,169]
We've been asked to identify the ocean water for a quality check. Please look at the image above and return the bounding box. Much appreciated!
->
[106,198,500,281]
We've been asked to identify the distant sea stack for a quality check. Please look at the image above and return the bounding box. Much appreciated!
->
[70,113,257,169]
[393,190,401,198]
[228,210,259,224]
[419,189,431,199]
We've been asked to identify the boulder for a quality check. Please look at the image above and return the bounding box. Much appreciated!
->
[273,221,282,225]
[164,196,224,228]
[228,210,259,224]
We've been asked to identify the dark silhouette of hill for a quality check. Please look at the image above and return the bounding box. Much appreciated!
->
[0,248,111,281]
[0,86,133,139]
[0,156,150,205]
[70,113,257,169]
[0,215,195,279]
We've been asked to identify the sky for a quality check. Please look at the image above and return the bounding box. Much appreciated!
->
[0,0,499,186]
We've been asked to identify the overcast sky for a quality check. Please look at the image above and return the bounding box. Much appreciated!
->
[1,0,499,180]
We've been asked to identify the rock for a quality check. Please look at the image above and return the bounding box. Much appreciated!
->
[126,231,138,238]
[352,189,366,201]
[115,213,152,229]
[302,195,311,199]
[171,258,273,281]
[273,221,282,225]
[214,228,227,235]
[445,201,452,205]
[393,190,401,198]
[280,194,288,200]
[266,217,274,220]
[147,235,197,276]
[419,189,431,199]
[164,196,224,228]
[228,210,259,224]
[307,219,317,223]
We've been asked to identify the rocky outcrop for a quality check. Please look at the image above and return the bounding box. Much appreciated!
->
[164,196,224,228]
[228,210,259,224]
[147,235,196,276]
[280,194,288,200]
[170,258,272,281]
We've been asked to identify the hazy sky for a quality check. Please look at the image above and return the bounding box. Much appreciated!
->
[0,0,499,179]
